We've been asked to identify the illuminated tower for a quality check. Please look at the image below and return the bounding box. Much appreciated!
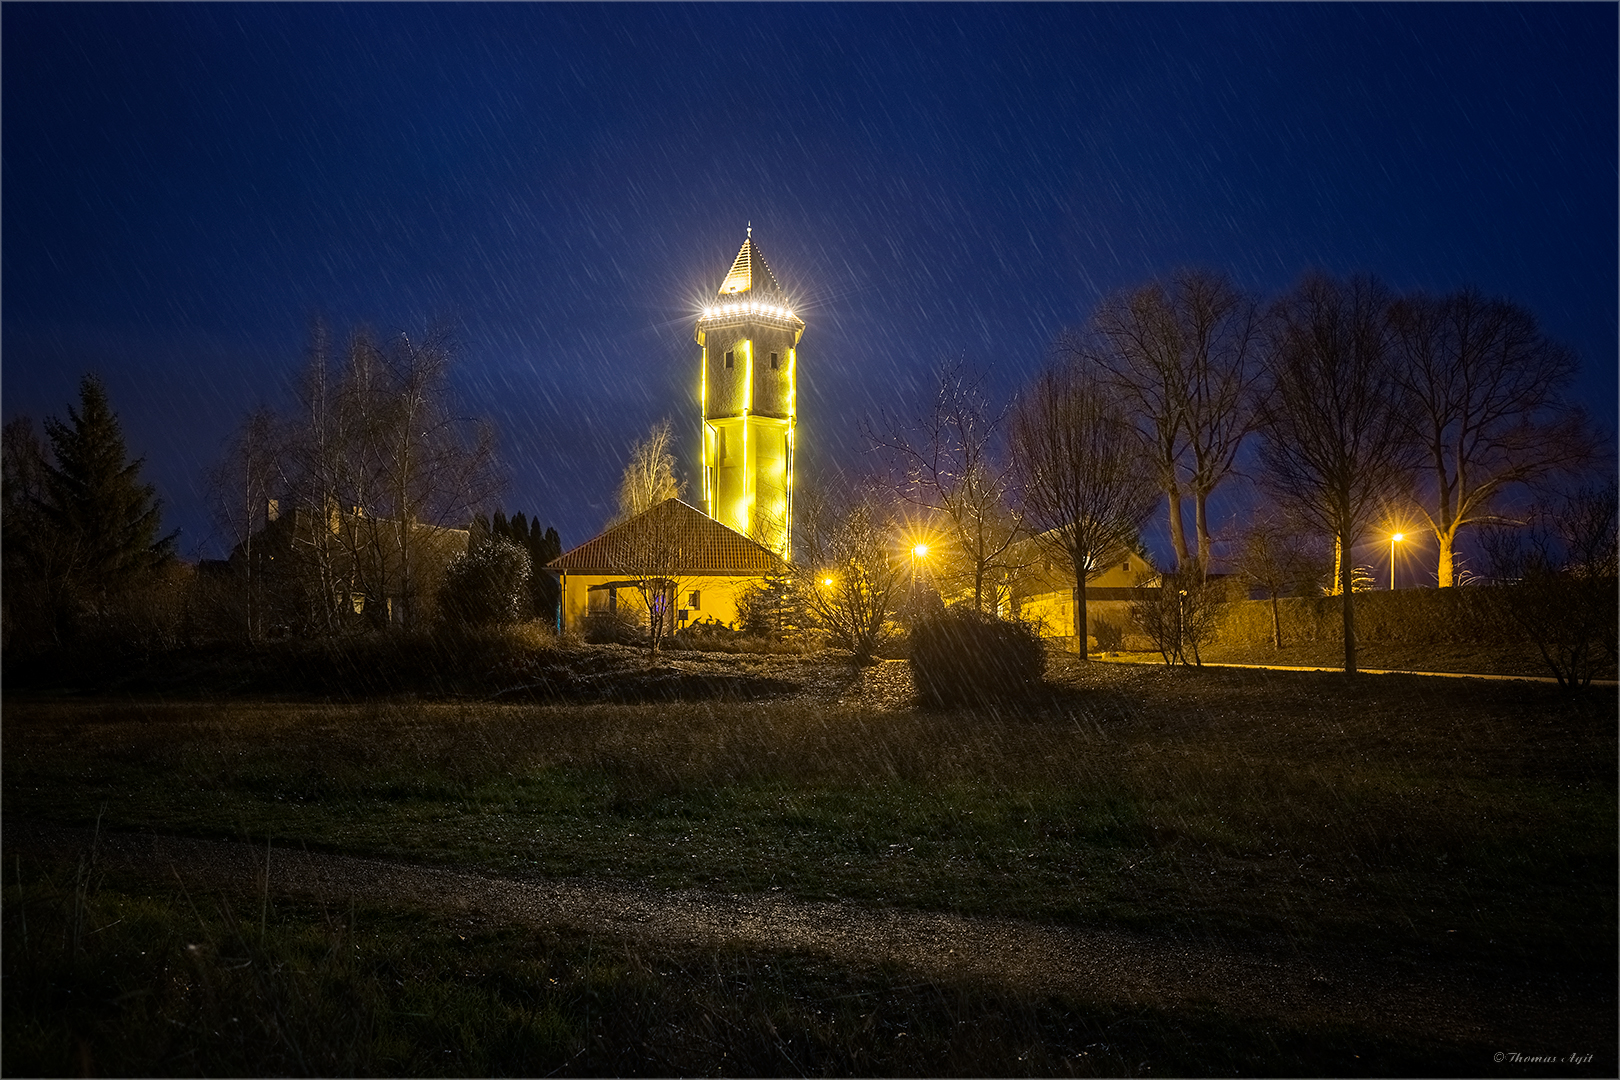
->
[694,228,801,558]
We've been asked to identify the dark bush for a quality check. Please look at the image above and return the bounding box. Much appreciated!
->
[438,539,532,628]
[909,607,1046,706]
[1091,616,1125,652]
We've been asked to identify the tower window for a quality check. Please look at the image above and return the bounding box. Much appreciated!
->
[770,352,779,370]
[725,350,734,369]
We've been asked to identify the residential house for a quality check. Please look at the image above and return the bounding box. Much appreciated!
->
[548,498,791,635]
[1010,538,1162,651]
[228,499,468,634]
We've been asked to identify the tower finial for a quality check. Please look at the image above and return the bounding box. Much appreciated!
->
[747,221,751,239]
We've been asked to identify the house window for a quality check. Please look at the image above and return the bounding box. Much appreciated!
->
[770,352,779,370]
[689,590,701,610]
[725,350,734,369]
[1123,560,1130,572]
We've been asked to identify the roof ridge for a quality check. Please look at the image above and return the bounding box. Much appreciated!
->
[548,497,792,574]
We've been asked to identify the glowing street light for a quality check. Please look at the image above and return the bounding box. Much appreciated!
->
[1390,532,1404,590]
[911,543,929,559]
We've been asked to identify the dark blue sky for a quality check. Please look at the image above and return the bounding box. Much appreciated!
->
[5,3,1615,563]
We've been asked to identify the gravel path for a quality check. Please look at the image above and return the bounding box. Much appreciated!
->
[7,818,1603,1051]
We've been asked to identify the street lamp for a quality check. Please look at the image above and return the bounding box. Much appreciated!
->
[1390,533,1404,590]
[911,543,929,560]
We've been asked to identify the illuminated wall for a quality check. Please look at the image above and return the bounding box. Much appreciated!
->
[694,234,802,558]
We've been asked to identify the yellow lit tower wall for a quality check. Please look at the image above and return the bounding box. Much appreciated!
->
[694,235,801,558]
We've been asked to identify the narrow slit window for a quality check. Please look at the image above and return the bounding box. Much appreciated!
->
[725,350,734,369]
[770,352,779,370]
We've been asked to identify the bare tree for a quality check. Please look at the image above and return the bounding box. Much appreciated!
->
[1255,273,1421,674]
[205,406,284,641]
[616,419,683,524]
[279,321,350,632]
[373,327,498,629]
[866,362,1023,612]
[269,321,499,633]
[1008,363,1159,656]
[1128,561,1223,666]
[1389,289,1595,588]
[797,484,908,663]
[1479,480,1617,690]
[603,498,707,660]
[1230,511,1330,649]
[1072,270,1263,568]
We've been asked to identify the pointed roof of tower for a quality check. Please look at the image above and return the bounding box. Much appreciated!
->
[717,231,784,298]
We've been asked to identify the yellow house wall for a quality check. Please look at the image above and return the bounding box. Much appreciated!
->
[1012,549,1161,650]
[559,571,770,634]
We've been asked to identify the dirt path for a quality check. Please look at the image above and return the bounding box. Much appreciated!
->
[7,819,1604,1052]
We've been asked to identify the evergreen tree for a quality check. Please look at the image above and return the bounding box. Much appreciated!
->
[37,375,176,619]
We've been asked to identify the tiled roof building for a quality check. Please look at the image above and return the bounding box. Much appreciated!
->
[547,498,790,634]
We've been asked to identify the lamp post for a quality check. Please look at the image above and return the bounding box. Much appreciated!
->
[1390,533,1403,591]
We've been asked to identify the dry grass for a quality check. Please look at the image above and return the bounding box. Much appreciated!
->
[6,656,1613,973]
[5,652,1614,1074]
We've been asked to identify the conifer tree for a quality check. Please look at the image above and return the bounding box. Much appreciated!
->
[37,375,176,619]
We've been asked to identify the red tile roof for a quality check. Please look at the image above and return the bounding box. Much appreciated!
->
[547,498,791,575]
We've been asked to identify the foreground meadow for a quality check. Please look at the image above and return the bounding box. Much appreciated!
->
[4,654,1614,1075]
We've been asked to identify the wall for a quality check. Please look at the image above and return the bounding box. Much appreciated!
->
[558,571,767,634]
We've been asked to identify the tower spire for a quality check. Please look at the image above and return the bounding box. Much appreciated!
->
[715,229,784,297]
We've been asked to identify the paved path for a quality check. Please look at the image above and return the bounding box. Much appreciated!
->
[1096,654,1620,686]
[8,819,1606,1053]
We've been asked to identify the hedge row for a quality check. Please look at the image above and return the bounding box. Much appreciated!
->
[1211,588,1516,647]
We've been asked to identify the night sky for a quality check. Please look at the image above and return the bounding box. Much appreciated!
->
[4,3,1615,566]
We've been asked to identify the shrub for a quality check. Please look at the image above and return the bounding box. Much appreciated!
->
[582,606,645,646]
[1090,617,1125,652]
[1128,566,1224,665]
[909,607,1045,706]
[438,540,531,628]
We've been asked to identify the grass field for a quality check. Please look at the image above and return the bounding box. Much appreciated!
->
[4,650,1615,1075]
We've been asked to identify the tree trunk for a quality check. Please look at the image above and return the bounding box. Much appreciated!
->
[1072,574,1090,660]
[1269,592,1282,650]
[1166,486,1190,569]
[1338,529,1357,675]
[1194,490,1213,567]
[1435,528,1456,588]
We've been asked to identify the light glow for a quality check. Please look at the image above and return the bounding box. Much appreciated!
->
[912,544,929,559]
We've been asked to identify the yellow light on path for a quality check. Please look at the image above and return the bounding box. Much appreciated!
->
[1392,533,1404,543]
[912,544,929,559]
[822,577,834,587]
